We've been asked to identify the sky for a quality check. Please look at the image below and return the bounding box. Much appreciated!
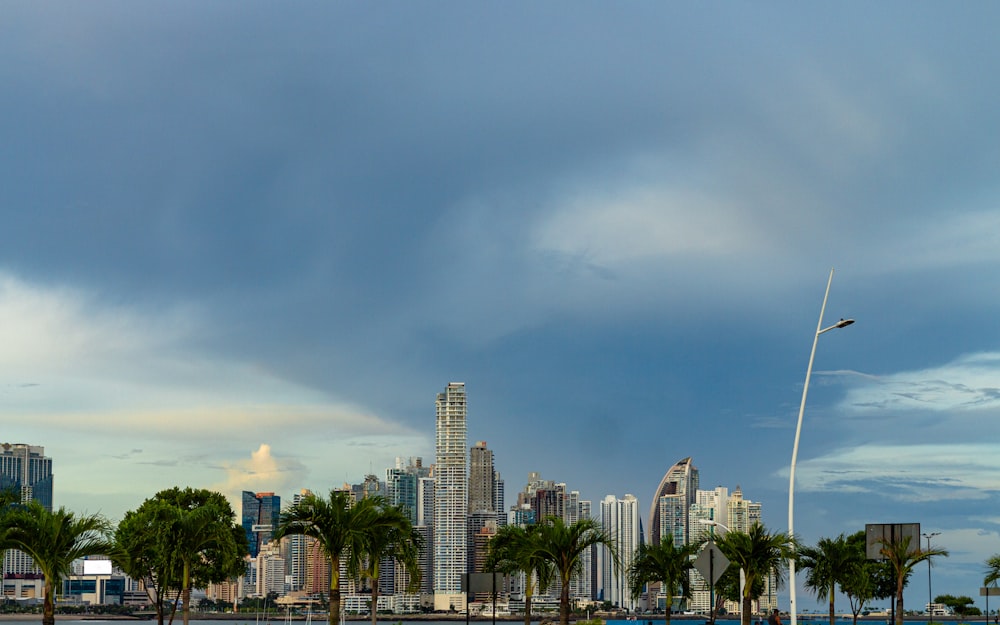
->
[3,1,1000,613]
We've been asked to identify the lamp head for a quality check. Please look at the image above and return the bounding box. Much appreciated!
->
[836,318,855,329]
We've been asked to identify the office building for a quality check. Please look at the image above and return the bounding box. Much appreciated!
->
[1,444,53,581]
[242,491,281,559]
[433,382,467,610]
[0,443,52,509]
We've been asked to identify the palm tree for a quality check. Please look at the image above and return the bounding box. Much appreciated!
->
[985,553,1000,589]
[274,489,371,625]
[485,523,553,625]
[533,516,617,625]
[878,536,948,625]
[356,497,423,625]
[168,496,247,625]
[715,523,795,625]
[798,534,857,625]
[627,539,701,625]
[1,501,112,625]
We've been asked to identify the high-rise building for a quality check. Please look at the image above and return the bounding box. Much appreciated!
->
[242,491,281,559]
[387,457,430,525]
[726,486,761,532]
[1,444,53,580]
[600,494,640,611]
[494,471,506,528]
[649,457,699,546]
[433,382,467,610]
[284,489,318,592]
[0,443,53,509]
[688,487,730,614]
[516,472,567,522]
[468,441,494,514]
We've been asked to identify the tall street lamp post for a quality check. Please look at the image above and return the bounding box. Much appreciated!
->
[788,268,855,625]
[924,532,940,624]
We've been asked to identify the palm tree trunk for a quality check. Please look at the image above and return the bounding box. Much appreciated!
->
[828,585,835,625]
[560,576,571,625]
[369,574,379,625]
[183,559,193,625]
[523,577,533,625]
[895,579,905,625]
[43,578,55,625]
[330,556,342,625]
[742,594,752,625]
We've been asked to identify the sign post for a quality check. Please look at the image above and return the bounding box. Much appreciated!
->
[694,539,729,625]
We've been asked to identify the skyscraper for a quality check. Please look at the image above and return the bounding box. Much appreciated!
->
[433,382,467,610]
[284,489,317,592]
[649,457,699,546]
[0,443,53,509]
[600,494,640,611]
[386,457,430,525]
[1,444,52,579]
[242,491,281,559]
[468,441,494,514]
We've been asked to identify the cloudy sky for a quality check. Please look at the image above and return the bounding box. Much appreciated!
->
[4,1,1000,610]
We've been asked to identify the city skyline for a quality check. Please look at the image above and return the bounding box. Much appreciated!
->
[3,1,1000,615]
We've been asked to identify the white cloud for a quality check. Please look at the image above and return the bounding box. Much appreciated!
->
[794,442,1000,501]
[842,352,1000,414]
[212,444,306,507]
[532,183,765,266]
[0,271,429,519]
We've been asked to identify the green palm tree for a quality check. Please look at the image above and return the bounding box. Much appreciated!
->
[627,539,700,625]
[274,489,371,625]
[1,501,112,625]
[356,497,423,625]
[168,497,246,625]
[985,553,1000,589]
[715,523,795,625]
[799,534,857,625]
[486,523,553,625]
[878,536,948,625]
[533,516,617,625]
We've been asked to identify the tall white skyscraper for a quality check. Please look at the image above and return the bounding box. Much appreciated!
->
[434,382,467,610]
[600,494,640,611]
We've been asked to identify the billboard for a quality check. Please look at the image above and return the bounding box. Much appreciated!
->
[865,523,920,560]
[83,559,113,575]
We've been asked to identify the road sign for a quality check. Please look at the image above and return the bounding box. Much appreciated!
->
[694,539,729,586]
[981,587,1000,596]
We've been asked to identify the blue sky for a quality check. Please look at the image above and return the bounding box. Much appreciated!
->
[3,1,1000,611]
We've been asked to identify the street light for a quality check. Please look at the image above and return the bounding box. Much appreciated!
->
[924,532,941,624]
[788,268,855,625]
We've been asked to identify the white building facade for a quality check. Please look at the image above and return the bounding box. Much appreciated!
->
[433,382,467,611]
[600,494,640,611]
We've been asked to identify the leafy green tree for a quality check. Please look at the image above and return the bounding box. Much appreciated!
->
[799,533,856,625]
[1,502,113,625]
[486,523,553,625]
[274,489,372,625]
[627,539,700,625]
[877,535,947,625]
[356,497,423,625]
[715,523,795,625]
[533,516,617,625]
[935,594,977,616]
[113,488,248,625]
